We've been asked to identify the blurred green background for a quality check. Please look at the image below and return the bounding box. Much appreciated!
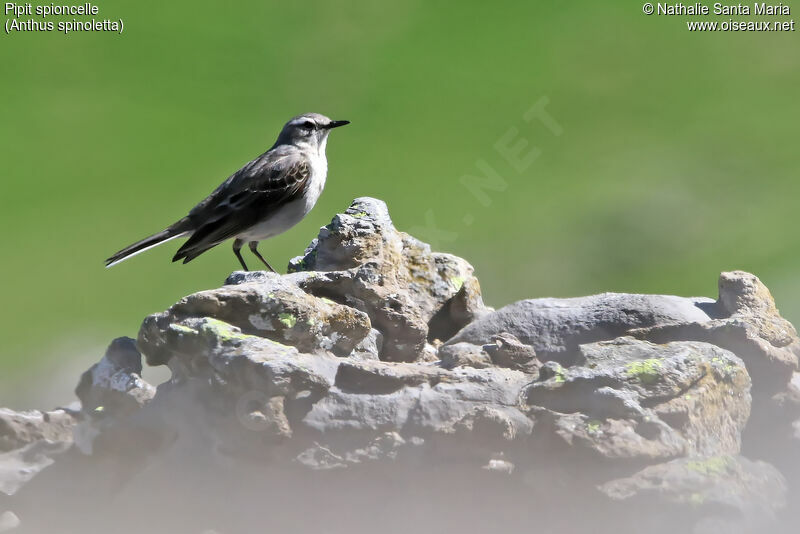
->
[1,1,798,404]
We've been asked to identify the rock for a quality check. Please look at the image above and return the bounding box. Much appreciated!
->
[238,395,292,440]
[629,271,799,392]
[304,363,533,437]
[446,293,715,364]
[0,441,71,496]
[482,332,540,373]
[631,319,797,394]
[139,273,373,364]
[622,272,800,488]
[224,270,273,285]
[0,409,75,454]
[600,455,786,532]
[295,431,415,470]
[718,271,796,348]
[75,337,155,415]
[482,456,514,474]
[350,328,384,360]
[0,408,75,496]
[524,338,751,459]
[439,342,493,369]
[4,197,800,533]
[0,511,19,532]
[778,372,800,408]
[334,359,444,394]
[139,198,488,367]
[289,197,488,361]
[156,317,340,400]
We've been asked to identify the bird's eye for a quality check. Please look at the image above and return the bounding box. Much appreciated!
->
[301,121,316,130]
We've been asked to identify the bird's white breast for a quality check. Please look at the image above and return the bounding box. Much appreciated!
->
[238,153,327,241]
[304,151,327,212]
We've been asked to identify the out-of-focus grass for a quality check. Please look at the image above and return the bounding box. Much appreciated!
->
[1,1,798,389]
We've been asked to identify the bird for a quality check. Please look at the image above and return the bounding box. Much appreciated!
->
[105,113,349,272]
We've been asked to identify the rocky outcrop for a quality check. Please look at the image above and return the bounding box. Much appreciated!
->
[75,337,155,415]
[1,198,798,534]
[0,410,74,454]
[446,292,716,363]
[524,338,751,461]
[287,197,488,360]
[600,455,787,532]
[0,408,75,496]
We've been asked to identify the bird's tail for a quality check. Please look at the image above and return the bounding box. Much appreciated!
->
[105,219,192,268]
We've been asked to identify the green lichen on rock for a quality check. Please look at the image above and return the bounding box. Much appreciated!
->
[449,275,466,292]
[710,355,739,380]
[586,420,602,434]
[625,358,663,384]
[199,318,252,343]
[352,211,368,218]
[687,492,706,506]
[169,324,196,335]
[278,313,297,329]
[553,364,567,384]
[686,456,731,477]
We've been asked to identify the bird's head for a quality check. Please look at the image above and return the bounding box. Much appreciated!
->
[275,113,349,153]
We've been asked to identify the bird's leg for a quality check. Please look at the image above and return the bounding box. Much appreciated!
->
[233,239,249,271]
[249,241,276,273]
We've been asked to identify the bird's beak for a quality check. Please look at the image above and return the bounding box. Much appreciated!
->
[324,120,350,129]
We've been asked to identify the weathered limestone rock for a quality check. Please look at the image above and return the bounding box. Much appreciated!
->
[439,342,493,369]
[2,199,798,534]
[630,271,800,389]
[446,292,715,363]
[288,197,487,361]
[139,273,373,364]
[75,337,155,415]
[524,338,751,460]
[482,332,540,373]
[600,455,786,532]
[0,408,75,497]
[154,317,339,400]
[0,409,74,454]
[0,511,19,532]
[303,361,532,438]
[138,199,486,365]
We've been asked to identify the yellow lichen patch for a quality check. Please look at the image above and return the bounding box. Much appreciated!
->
[200,318,250,343]
[687,492,706,506]
[277,313,297,329]
[552,364,567,384]
[686,456,732,477]
[625,359,663,385]
[169,324,196,335]
[586,420,602,434]
[449,275,466,292]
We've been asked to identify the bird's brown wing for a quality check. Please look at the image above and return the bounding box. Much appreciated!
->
[173,149,310,263]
